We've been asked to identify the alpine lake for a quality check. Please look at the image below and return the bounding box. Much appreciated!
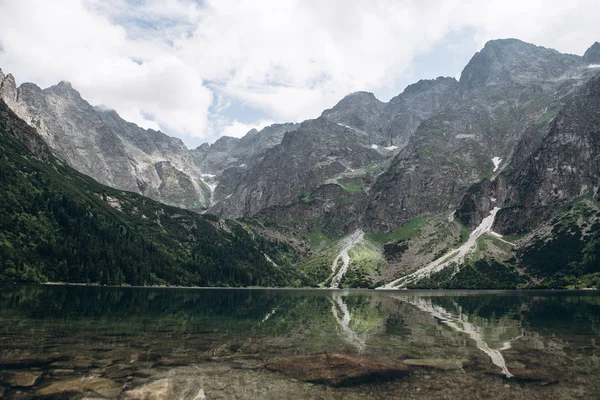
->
[0,285,598,399]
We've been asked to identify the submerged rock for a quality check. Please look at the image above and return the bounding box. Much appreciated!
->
[265,353,409,386]
[50,358,96,369]
[402,358,464,370]
[1,371,42,387]
[0,355,63,368]
[509,368,558,384]
[121,378,174,400]
[36,377,122,397]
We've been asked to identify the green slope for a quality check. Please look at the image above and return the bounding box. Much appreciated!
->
[0,100,300,287]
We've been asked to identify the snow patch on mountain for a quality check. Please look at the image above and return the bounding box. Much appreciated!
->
[492,157,502,172]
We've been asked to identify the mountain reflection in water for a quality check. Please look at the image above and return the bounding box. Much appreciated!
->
[0,285,598,399]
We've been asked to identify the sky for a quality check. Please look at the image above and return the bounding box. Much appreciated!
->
[0,0,599,148]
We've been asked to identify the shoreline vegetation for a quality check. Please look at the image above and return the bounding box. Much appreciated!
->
[33,282,599,291]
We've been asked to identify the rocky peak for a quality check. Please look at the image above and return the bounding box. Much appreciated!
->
[396,76,457,98]
[210,135,240,151]
[324,91,382,113]
[46,81,84,101]
[583,41,600,63]
[0,72,18,100]
[0,68,4,82]
[321,91,385,138]
[0,73,26,119]
[459,38,580,89]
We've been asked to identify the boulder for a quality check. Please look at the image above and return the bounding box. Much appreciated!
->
[120,379,174,400]
[37,377,122,397]
[2,371,42,387]
[402,358,464,370]
[509,368,558,384]
[265,353,409,386]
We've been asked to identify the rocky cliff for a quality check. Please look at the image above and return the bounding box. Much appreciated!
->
[0,73,211,210]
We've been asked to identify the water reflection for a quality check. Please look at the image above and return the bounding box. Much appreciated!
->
[393,295,522,377]
[330,294,367,352]
[0,286,598,399]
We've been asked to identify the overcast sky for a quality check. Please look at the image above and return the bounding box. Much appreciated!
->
[0,0,599,148]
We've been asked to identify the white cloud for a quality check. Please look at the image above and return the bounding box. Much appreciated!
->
[0,0,212,142]
[1,0,599,147]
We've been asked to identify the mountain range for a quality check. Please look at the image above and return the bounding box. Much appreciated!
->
[1,38,599,289]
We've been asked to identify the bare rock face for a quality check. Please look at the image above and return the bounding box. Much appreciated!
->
[364,39,593,232]
[212,78,458,221]
[211,117,385,219]
[459,39,580,89]
[0,74,211,210]
[212,39,598,234]
[265,353,409,386]
[496,72,600,234]
[583,42,600,64]
[191,122,299,202]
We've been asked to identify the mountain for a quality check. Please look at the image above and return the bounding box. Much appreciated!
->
[1,38,599,290]
[210,39,600,289]
[0,73,211,210]
[0,99,303,287]
[212,76,458,222]
[190,122,299,202]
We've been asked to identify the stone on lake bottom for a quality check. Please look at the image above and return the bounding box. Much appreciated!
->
[509,368,558,384]
[36,377,122,397]
[2,371,42,387]
[402,359,464,370]
[121,378,174,400]
[265,353,409,387]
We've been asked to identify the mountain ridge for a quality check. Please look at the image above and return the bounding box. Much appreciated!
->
[1,37,599,289]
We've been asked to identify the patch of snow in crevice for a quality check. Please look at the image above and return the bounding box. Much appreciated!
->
[490,197,497,203]
[489,231,515,246]
[587,64,600,69]
[330,295,366,352]
[393,296,516,378]
[335,122,369,135]
[328,229,364,289]
[384,145,398,150]
[371,144,379,149]
[200,173,218,193]
[337,122,357,132]
[263,253,279,268]
[492,157,502,172]
[379,207,501,289]
[448,211,455,222]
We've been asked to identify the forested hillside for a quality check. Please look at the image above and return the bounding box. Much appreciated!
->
[0,100,301,287]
